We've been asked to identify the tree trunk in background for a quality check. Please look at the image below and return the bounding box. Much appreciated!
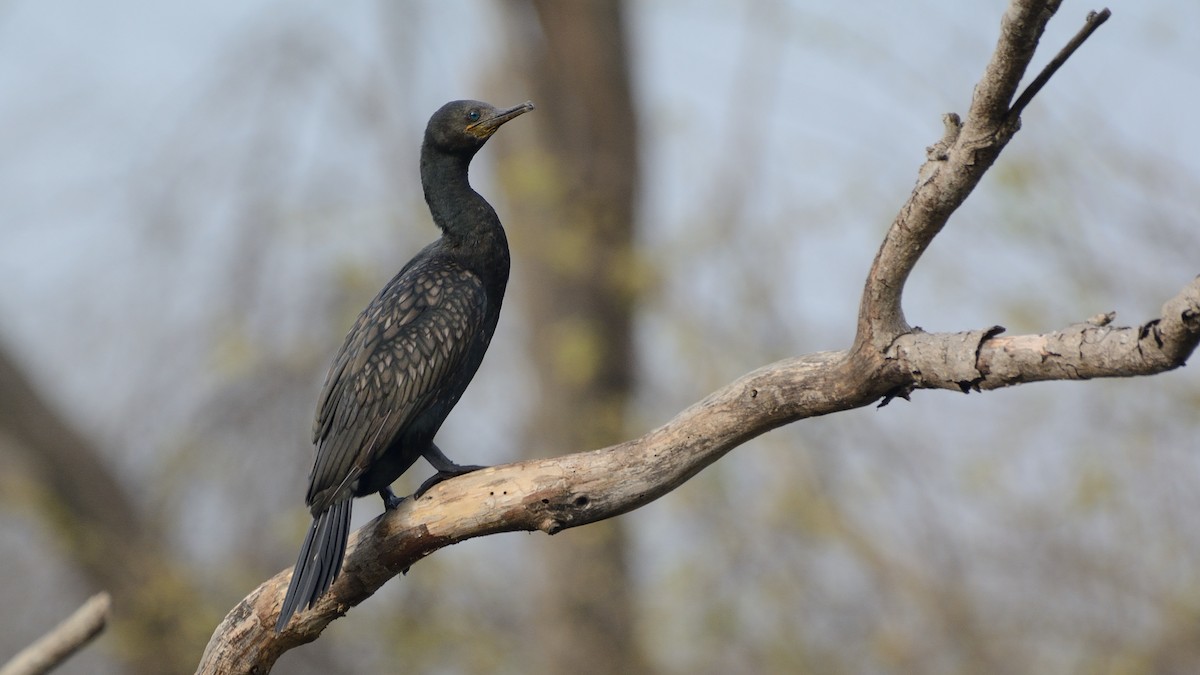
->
[502,2,647,673]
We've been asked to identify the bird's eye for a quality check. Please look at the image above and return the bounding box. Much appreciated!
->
[467,110,481,122]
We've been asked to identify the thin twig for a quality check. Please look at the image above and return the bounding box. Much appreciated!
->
[0,593,111,675]
[1007,8,1111,123]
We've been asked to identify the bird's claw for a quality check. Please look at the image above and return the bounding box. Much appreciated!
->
[414,464,487,499]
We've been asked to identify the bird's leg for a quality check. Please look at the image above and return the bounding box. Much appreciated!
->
[379,486,406,510]
[415,443,487,498]
[424,442,487,475]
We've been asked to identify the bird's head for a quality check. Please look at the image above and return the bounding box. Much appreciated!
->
[424,99,535,155]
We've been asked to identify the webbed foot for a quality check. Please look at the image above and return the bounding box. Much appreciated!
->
[415,443,487,498]
[415,464,486,498]
[379,487,406,510]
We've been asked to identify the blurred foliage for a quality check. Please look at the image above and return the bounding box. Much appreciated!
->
[1,1,1198,674]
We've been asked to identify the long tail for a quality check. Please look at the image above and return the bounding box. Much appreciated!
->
[275,499,353,632]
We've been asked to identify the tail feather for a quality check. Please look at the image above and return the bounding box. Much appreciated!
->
[275,499,353,632]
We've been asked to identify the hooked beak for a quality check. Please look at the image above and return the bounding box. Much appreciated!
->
[466,101,535,138]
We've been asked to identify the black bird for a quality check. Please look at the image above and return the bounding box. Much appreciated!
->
[275,99,534,633]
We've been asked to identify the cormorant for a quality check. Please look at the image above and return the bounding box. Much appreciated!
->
[275,99,534,633]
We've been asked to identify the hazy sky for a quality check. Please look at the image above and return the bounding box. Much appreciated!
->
[3,1,1197,347]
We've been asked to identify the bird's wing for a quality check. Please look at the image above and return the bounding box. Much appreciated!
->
[305,258,486,510]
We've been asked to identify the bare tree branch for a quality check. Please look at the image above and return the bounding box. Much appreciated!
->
[195,3,1196,672]
[891,278,1200,394]
[1008,8,1111,123]
[0,593,110,675]
[197,273,1199,673]
[856,1,1109,351]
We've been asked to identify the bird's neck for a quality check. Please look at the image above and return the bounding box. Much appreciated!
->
[419,149,510,293]
[420,150,501,244]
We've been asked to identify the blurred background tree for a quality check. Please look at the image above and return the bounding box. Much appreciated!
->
[498,3,644,674]
[1,1,1198,674]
